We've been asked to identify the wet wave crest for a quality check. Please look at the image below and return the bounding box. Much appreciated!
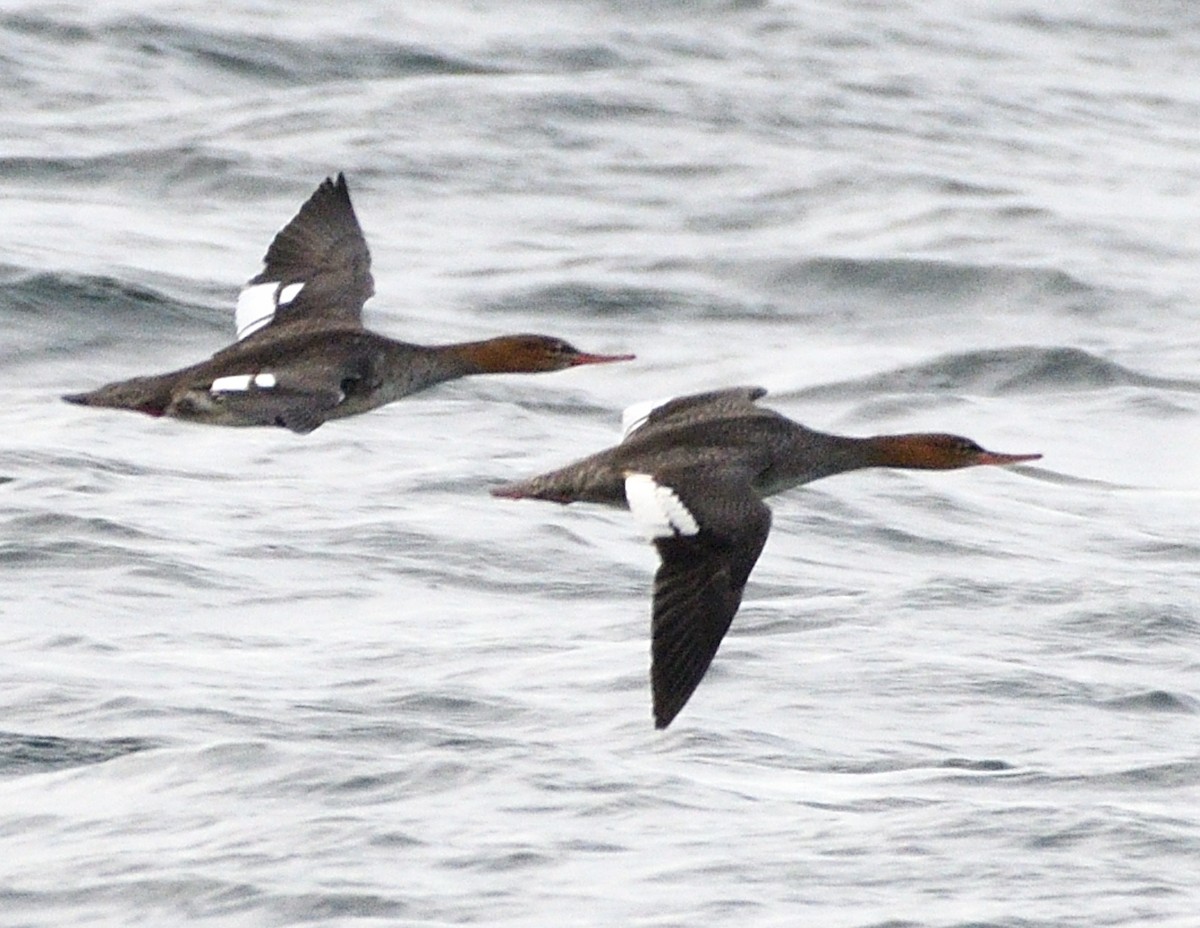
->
[763,256,1105,318]
[793,346,1200,398]
[0,12,503,88]
[480,282,751,319]
[0,731,156,777]
[485,259,1109,325]
[2,268,219,362]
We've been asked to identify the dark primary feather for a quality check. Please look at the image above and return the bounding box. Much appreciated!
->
[645,470,773,729]
[249,173,375,329]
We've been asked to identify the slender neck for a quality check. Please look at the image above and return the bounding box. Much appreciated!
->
[430,338,520,375]
[368,339,483,400]
[789,431,886,482]
[374,336,552,401]
[810,433,964,470]
[807,433,955,470]
[861,433,954,470]
[769,429,951,493]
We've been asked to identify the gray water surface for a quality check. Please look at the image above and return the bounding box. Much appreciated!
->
[2,2,1198,926]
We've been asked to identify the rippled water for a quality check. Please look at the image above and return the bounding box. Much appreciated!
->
[2,2,1199,926]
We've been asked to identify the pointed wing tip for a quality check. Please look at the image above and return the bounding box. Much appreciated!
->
[314,172,350,202]
[642,485,773,733]
[651,666,702,732]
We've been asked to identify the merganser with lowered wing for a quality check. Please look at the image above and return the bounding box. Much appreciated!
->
[492,386,1041,729]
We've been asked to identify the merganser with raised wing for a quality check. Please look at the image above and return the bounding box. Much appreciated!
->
[64,175,633,433]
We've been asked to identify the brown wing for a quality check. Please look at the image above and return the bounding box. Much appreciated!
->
[236,173,375,338]
[622,386,769,440]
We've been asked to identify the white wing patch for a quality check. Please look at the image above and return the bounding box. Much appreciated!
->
[624,473,700,539]
[235,281,306,340]
[278,282,304,306]
[235,283,277,340]
[620,395,678,440]
[211,373,277,393]
[211,374,253,392]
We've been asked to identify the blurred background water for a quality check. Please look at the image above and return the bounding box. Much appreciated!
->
[1,1,1198,925]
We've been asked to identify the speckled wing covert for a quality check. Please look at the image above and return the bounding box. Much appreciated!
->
[625,468,773,729]
[235,173,375,339]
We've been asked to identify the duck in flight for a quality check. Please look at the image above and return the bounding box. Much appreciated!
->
[492,387,1041,729]
[63,174,633,433]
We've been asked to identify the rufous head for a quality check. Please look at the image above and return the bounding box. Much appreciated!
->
[873,433,1042,470]
[470,335,635,374]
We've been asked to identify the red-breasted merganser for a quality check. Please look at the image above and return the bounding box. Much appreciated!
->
[63,174,634,433]
[492,386,1042,729]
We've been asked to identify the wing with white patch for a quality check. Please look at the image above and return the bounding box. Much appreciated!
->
[620,397,666,439]
[620,387,769,442]
[236,282,309,340]
[210,372,278,393]
[204,366,349,434]
[623,470,772,729]
[236,173,374,339]
[625,473,700,538]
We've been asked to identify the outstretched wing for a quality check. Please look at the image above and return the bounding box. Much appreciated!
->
[235,173,375,339]
[621,386,769,440]
[624,469,772,729]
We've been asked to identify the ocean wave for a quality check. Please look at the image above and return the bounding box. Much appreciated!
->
[120,18,495,84]
[1060,603,1200,645]
[789,346,1200,398]
[762,256,1103,314]
[0,148,243,189]
[479,281,747,319]
[1,269,220,362]
[473,259,1114,327]
[0,9,644,101]
[1099,690,1198,714]
[0,731,157,777]
[1,11,502,87]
